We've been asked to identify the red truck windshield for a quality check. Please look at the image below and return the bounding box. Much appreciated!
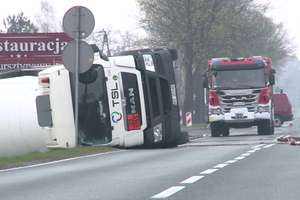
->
[212,68,266,89]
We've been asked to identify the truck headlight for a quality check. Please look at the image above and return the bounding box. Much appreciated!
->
[209,108,223,115]
[153,123,163,143]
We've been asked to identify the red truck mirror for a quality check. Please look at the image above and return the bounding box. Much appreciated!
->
[203,74,208,88]
[269,74,275,85]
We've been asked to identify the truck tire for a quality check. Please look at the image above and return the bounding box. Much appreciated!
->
[211,122,222,137]
[222,126,230,137]
[257,119,274,135]
[176,131,189,145]
[274,115,283,127]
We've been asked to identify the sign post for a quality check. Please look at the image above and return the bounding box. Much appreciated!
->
[62,6,95,145]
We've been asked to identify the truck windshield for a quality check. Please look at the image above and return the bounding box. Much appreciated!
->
[212,68,266,89]
[78,64,112,145]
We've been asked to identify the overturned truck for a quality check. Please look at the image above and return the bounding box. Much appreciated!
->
[36,48,187,148]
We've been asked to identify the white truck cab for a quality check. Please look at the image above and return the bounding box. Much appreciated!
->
[36,47,185,148]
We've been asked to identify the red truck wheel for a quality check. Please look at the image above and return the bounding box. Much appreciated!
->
[274,115,282,127]
[258,119,274,135]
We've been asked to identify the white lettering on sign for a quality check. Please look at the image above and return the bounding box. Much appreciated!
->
[0,63,49,73]
[0,38,67,55]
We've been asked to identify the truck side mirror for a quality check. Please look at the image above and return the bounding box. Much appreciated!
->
[169,49,178,61]
[79,65,98,84]
[269,74,275,85]
[203,75,208,89]
[91,44,109,61]
[269,69,276,85]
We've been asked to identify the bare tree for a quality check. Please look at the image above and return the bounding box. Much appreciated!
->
[138,0,293,123]
[3,12,38,33]
[35,0,60,32]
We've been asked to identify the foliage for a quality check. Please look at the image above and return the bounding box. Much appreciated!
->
[3,12,38,33]
[88,29,146,56]
[137,0,294,122]
[35,0,60,32]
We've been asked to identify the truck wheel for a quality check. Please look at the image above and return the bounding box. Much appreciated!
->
[176,131,189,145]
[222,126,230,137]
[258,119,274,135]
[274,115,282,127]
[211,122,221,137]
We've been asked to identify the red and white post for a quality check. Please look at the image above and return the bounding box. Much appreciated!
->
[185,112,193,127]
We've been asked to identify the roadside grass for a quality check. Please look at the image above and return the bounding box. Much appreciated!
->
[181,123,208,129]
[0,146,116,169]
[191,123,209,129]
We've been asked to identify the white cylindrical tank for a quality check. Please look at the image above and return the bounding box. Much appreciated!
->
[0,76,47,157]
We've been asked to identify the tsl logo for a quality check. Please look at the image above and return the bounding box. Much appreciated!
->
[111,111,122,123]
[111,82,120,107]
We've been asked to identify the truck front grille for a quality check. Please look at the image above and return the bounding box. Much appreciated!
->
[220,92,259,113]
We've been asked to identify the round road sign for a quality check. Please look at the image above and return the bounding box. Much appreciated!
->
[62,40,94,73]
[63,6,95,39]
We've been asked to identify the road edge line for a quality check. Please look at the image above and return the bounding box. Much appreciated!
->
[0,150,124,173]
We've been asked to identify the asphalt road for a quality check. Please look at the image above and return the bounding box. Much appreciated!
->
[1,122,299,200]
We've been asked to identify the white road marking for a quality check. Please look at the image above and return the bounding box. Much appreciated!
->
[248,148,261,153]
[152,145,268,199]
[214,163,229,168]
[181,176,204,184]
[263,144,275,148]
[241,153,251,156]
[225,160,237,164]
[0,150,123,173]
[151,186,185,199]
[200,168,219,174]
[234,156,245,160]
[252,144,265,149]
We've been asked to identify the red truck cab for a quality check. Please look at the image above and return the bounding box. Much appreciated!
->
[273,92,293,127]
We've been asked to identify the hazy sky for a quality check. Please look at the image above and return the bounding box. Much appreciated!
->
[0,0,299,57]
[261,0,300,57]
[0,0,141,34]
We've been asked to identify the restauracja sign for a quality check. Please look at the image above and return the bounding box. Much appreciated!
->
[0,33,72,70]
[0,37,66,55]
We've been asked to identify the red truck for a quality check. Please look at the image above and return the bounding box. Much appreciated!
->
[203,56,276,136]
[273,91,293,127]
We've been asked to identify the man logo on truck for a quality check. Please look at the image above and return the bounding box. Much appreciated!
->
[128,88,136,113]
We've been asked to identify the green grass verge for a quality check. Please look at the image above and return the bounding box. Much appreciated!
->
[0,146,116,169]
[191,123,208,129]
